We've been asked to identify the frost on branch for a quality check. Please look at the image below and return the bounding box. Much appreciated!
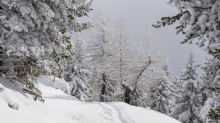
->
[84,11,167,108]
[153,0,220,57]
[199,57,220,122]
[172,52,202,123]
[0,0,93,84]
[64,34,90,102]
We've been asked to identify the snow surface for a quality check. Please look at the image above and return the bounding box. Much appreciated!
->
[0,76,181,123]
[43,76,70,94]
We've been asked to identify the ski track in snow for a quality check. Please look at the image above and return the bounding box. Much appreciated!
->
[98,102,135,123]
[68,114,84,121]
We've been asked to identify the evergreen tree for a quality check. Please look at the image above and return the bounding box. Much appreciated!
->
[152,0,220,121]
[162,62,173,79]
[150,76,169,114]
[199,57,220,122]
[172,52,202,123]
[0,0,93,84]
[161,62,175,115]
[64,34,90,102]
[153,0,220,58]
[169,76,182,118]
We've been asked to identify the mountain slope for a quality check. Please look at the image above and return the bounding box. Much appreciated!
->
[0,76,180,123]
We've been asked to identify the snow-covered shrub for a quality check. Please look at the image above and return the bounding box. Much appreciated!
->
[0,83,4,92]
[27,84,42,97]
[8,102,19,110]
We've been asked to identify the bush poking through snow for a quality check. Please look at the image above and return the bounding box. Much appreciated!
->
[0,84,4,92]
[27,84,42,97]
[22,87,45,103]
[8,102,19,110]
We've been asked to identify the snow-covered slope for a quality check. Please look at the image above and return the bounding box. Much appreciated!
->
[0,76,180,123]
[0,77,74,123]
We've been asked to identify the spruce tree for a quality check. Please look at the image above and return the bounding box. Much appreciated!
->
[169,76,182,118]
[172,52,202,123]
[153,0,220,52]
[150,76,169,114]
[64,35,90,102]
[162,62,172,79]
[152,1,220,121]
[161,62,175,115]
[0,0,93,85]
[199,57,220,122]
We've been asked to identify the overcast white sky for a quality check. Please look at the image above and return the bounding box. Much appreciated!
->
[72,0,210,77]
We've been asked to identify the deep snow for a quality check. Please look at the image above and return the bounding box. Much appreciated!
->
[0,76,181,123]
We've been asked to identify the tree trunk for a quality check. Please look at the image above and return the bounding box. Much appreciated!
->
[122,56,151,105]
[100,73,106,102]
[123,85,131,104]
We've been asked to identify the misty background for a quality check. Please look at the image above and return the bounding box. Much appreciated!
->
[71,0,210,77]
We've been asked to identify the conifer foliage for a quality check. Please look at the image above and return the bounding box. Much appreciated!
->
[168,76,182,118]
[153,0,220,121]
[199,57,220,122]
[64,35,90,102]
[0,0,93,84]
[150,76,169,114]
[162,62,175,114]
[153,0,220,53]
[172,52,202,123]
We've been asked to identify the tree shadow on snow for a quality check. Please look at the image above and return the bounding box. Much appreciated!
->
[0,77,29,98]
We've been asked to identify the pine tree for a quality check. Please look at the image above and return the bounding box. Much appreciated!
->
[153,0,220,58]
[152,1,220,121]
[169,76,182,118]
[150,76,169,114]
[162,62,172,79]
[64,34,90,102]
[199,57,220,122]
[0,0,93,85]
[162,62,174,115]
[172,52,202,123]
[142,62,173,114]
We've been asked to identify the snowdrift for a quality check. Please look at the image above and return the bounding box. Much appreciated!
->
[0,76,180,123]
